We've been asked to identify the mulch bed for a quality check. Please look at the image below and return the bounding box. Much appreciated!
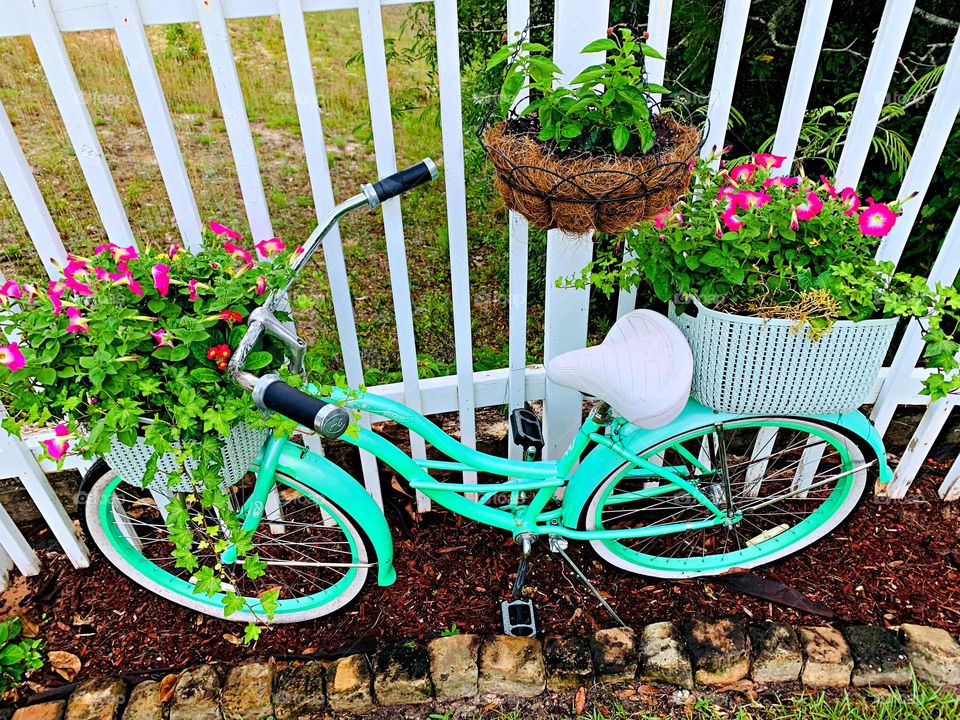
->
[8,450,959,688]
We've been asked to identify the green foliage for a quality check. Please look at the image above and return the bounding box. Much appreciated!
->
[440,623,461,637]
[488,29,669,154]
[0,229,303,640]
[578,152,960,400]
[0,618,43,693]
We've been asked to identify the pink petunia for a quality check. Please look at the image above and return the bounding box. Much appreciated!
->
[150,329,174,348]
[47,281,65,315]
[0,342,25,372]
[64,277,94,297]
[753,153,786,170]
[63,259,91,278]
[721,203,745,232]
[152,264,171,298]
[65,307,89,333]
[820,176,838,198]
[840,188,860,217]
[255,275,267,296]
[0,280,21,303]
[789,207,799,232]
[795,191,824,221]
[94,243,138,263]
[168,244,181,260]
[652,207,672,230]
[209,221,242,240]
[42,424,70,461]
[21,284,40,304]
[290,246,305,265]
[223,241,254,267]
[255,237,286,257]
[858,203,898,237]
[733,190,772,210]
[188,279,200,301]
[762,176,799,189]
[729,163,756,183]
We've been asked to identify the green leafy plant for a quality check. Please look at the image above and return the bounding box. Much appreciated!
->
[440,623,461,637]
[487,28,669,154]
[578,150,960,400]
[0,225,305,640]
[0,618,43,693]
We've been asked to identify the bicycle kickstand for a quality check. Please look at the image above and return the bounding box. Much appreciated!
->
[548,535,628,629]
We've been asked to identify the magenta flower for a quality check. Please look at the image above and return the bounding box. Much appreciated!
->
[716,185,737,202]
[63,259,90,278]
[762,176,799,189]
[152,264,171,298]
[168,244,181,260]
[0,342,25,372]
[94,243,138,263]
[290,246,305,265]
[42,424,71,461]
[652,207,672,230]
[255,275,267,296]
[721,203,745,232]
[255,237,286,257]
[150,329,174,348]
[21,284,40,304]
[65,307,89,333]
[820,176,838,198]
[188,279,200,301]
[733,190,772,210]
[795,191,824,221]
[47,281,65,315]
[789,208,799,232]
[858,203,897,237]
[223,241,254,267]
[753,153,785,170]
[0,281,21,304]
[729,163,756,183]
[209,221,242,240]
[64,277,93,296]
[102,270,143,297]
[840,188,860,216]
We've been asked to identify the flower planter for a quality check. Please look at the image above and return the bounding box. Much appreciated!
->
[668,297,898,415]
[104,422,269,493]
[483,115,700,235]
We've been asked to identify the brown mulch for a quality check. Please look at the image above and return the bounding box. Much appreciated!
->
[9,456,960,687]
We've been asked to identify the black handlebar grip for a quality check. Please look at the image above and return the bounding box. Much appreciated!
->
[261,380,350,439]
[367,159,438,205]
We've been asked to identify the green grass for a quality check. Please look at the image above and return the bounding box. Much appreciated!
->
[0,10,523,383]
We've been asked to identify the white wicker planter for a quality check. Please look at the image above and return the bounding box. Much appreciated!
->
[103,421,269,493]
[668,297,898,415]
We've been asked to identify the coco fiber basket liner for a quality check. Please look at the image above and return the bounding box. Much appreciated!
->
[484,114,700,234]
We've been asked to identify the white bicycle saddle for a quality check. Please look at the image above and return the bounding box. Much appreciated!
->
[546,309,693,429]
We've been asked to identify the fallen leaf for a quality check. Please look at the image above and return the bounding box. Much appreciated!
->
[18,615,39,638]
[575,686,586,715]
[48,651,81,681]
[223,633,242,645]
[157,674,178,703]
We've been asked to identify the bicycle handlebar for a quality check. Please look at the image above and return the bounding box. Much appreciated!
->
[361,159,438,207]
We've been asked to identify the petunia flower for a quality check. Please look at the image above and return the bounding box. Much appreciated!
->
[63,259,91,278]
[64,277,94,296]
[47,281,65,315]
[733,190,772,210]
[753,153,785,170]
[152,264,171,298]
[652,207,672,230]
[729,163,756,183]
[0,342,25,372]
[168,244,181,260]
[795,191,824,221]
[789,207,799,232]
[65,307,89,333]
[188,278,200,301]
[819,176,838,198]
[858,203,897,237]
[209,221,242,240]
[840,188,860,216]
[0,281,21,304]
[223,241,254,267]
[290,246,305,265]
[255,275,267,296]
[762,176,799,189]
[150,329,174,348]
[255,237,286,257]
[42,424,71,461]
[94,243,138,263]
[21,284,40,304]
[721,203,745,232]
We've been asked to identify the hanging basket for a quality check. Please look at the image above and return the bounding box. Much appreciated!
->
[483,114,701,235]
[668,297,898,415]
[103,421,269,494]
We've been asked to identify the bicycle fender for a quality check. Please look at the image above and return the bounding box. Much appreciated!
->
[561,399,892,528]
[276,444,396,587]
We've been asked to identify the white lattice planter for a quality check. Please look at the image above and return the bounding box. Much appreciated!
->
[669,297,899,415]
[103,422,268,493]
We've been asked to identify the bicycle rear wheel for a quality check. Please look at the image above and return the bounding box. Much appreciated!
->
[79,460,372,623]
[582,417,871,578]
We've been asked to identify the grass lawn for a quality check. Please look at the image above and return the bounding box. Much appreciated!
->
[0,8,535,383]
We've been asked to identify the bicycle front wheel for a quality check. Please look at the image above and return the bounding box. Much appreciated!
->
[80,460,373,623]
[582,417,871,578]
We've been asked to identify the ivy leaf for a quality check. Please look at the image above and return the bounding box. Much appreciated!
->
[223,592,246,617]
[243,623,261,644]
[259,588,280,618]
[191,567,222,598]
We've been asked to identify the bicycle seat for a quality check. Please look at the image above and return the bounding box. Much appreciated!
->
[546,310,693,428]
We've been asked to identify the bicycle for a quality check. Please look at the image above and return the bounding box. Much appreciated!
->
[79,160,891,624]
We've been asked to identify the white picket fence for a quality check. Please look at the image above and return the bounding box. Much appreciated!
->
[0,0,958,588]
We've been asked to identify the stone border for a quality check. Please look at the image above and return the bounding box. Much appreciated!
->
[12,621,960,719]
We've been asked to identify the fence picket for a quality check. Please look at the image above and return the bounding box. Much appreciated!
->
[701,0,751,168]
[0,98,66,278]
[887,396,954,497]
[940,455,960,501]
[434,1,478,487]
[770,0,832,175]
[276,0,382,505]
[193,0,274,243]
[834,0,916,189]
[18,0,135,248]
[0,503,40,577]
[357,0,429,509]
[108,0,202,251]
[542,0,609,459]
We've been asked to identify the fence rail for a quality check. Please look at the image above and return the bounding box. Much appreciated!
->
[0,0,958,589]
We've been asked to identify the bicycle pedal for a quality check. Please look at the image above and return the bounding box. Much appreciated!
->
[510,408,544,460]
[500,598,537,637]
